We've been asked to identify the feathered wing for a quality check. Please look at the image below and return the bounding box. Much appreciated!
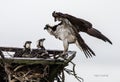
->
[75,33,96,58]
[87,28,112,44]
[64,13,112,44]
[68,21,95,58]
[64,14,92,32]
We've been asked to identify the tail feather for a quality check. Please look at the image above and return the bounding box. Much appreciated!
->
[82,43,96,58]
[87,28,112,44]
[76,35,96,58]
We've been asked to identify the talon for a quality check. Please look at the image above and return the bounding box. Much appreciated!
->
[60,52,68,58]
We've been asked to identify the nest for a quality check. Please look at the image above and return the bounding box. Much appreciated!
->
[0,47,83,82]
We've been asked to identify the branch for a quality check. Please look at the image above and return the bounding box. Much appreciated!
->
[0,50,13,82]
[64,61,84,82]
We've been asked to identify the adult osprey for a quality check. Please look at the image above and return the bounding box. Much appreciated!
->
[52,11,112,44]
[44,19,95,58]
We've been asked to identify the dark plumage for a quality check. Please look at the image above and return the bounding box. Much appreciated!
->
[22,41,32,57]
[52,11,112,44]
[37,38,46,50]
[23,41,32,50]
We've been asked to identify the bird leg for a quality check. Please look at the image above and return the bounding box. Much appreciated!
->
[61,40,69,58]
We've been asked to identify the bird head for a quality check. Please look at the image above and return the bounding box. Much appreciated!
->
[24,41,32,49]
[44,24,54,35]
[44,24,51,30]
[37,38,45,48]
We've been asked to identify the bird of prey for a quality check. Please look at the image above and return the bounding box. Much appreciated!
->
[35,38,49,58]
[44,19,95,58]
[22,41,32,57]
[36,38,46,50]
[52,11,112,44]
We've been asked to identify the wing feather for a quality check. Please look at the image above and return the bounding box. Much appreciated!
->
[68,20,96,58]
[64,13,112,44]
[76,35,96,58]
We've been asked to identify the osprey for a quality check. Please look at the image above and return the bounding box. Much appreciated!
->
[23,41,32,57]
[37,38,46,50]
[23,41,32,50]
[52,11,112,44]
[44,19,95,58]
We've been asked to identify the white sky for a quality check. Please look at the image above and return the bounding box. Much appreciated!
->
[0,0,120,82]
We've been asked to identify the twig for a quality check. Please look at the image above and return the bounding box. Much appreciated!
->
[70,61,84,82]
[0,50,13,82]
[43,65,49,77]
[7,52,14,57]
[61,70,65,82]
[13,65,25,72]
[61,53,84,82]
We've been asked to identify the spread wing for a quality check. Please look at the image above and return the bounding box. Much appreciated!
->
[66,20,95,58]
[65,13,112,44]
[64,14,92,32]
[53,12,112,44]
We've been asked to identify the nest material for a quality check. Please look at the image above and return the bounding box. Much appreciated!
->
[0,47,83,82]
[11,64,50,82]
[0,62,65,82]
[0,48,68,82]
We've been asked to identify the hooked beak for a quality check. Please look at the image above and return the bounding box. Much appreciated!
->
[38,38,45,42]
[44,24,49,30]
[44,27,47,30]
[42,38,45,41]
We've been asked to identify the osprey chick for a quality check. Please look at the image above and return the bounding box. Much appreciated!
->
[37,38,46,50]
[24,41,32,49]
[23,41,32,57]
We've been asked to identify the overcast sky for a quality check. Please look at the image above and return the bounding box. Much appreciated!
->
[0,0,120,82]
